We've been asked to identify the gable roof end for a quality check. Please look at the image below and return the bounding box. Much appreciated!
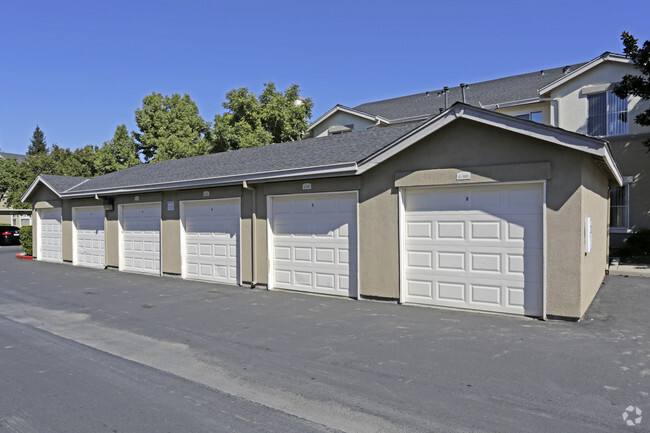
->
[21,174,89,202]
[357,102,622,185]
[538,52,632,95]
[307,105,389,132]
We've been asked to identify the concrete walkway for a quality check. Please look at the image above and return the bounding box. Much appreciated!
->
[609,257,650,277]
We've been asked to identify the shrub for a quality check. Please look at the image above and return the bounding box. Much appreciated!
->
[619,228,650,263]
[20,225,33,256]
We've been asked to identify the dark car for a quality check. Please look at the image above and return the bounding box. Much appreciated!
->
[0,226,21,246]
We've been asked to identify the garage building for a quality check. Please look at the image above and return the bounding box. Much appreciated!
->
[23,104,621,320]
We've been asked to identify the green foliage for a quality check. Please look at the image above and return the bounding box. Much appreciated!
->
[95,125,141,175]
[134,93,209,162]
[613,32,650,151]
[3,145,99,209]
[19,225,32,256]
[209,82,313,152]
[0,156,19,199]
[28,125,47,155]
[260,83,313,143]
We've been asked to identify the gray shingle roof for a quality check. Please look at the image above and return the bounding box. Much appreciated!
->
[41,174,89,194]
[66,122,422,194]
[353,62,586,121]
[0,152,27,162]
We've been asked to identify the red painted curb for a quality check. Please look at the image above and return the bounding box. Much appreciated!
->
[15,253,34,260]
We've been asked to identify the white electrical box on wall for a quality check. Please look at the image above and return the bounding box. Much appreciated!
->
[585,217,592,254]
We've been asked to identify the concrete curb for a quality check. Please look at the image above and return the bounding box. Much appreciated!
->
[609,257,650,277]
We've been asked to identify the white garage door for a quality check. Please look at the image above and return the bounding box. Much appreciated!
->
[121,203,161,275]
[402,183,543,316]
[270,192,357,298]
[38,208,62,263]
[73,207,105,268]
[181,199,240,284]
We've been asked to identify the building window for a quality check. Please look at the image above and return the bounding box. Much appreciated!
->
[610,177,633,232]
[588,92,628,136]
[515,111,542,123]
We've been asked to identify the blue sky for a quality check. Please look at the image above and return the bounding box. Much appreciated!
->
[1,0,649,155]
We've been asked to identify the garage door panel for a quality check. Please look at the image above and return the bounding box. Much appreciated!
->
[403,184,543,316]
[182,199,240,284]
[271,193,357,298]
[121,204,161,275]
[74,207,105,268]
[38,209,63,263]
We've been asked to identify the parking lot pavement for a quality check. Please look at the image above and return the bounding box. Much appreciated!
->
[1,245,649,432]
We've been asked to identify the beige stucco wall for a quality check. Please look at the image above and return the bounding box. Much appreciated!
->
[579,155,610,315]
[312,112,376,138]
[495,102,552,126]
[549,62,650,136]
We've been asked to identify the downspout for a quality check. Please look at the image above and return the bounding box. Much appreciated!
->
[243,181,257,287]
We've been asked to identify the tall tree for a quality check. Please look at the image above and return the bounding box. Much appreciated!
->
[28,125,47,155]
[209,82,313,152]
[260,83,313,143]
[614,31,650,151]
[134,93,209,162]
[0,156,19,201]
[95,125,141,175]
[210,87,273,152]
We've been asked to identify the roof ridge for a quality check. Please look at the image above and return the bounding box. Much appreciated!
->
[354,61,589,109]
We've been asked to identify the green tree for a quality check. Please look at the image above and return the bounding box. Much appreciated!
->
[28,125,47,155]
[95,125,141,175]
[260,83,313,143]
[134,93,209,162]
[209,82,313,152]
[0,156,19,200]
[614,31,650,151]
[3,144,98,208]
[210,87,273,152]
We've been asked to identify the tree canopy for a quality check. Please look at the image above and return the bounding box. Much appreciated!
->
[95,124,141,175]
[614,31,650,151]
[27,125,47,155]
[134,93,209,162]
[209,82,313,152]
[1,82,313,206]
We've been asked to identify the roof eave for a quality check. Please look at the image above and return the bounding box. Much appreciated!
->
[357,103,622,183]
[539,52,632,95]
[307,105,386,132]
[61,162,360,198]
[21,175,61,203]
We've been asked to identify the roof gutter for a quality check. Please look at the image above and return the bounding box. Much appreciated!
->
[59,162,359,199]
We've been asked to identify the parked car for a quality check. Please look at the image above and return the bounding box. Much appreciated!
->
[0,226,21,245]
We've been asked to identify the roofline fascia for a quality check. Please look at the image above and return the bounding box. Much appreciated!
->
[539,53,632,95]
[482,97,553,110]
[307,105,388,132]
[60,162,359,198]
[21,175,61,202]
[386,114,432,124]
[356,103,622,182]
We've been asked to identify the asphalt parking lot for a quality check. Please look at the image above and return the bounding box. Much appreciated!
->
[0,245,648,432]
